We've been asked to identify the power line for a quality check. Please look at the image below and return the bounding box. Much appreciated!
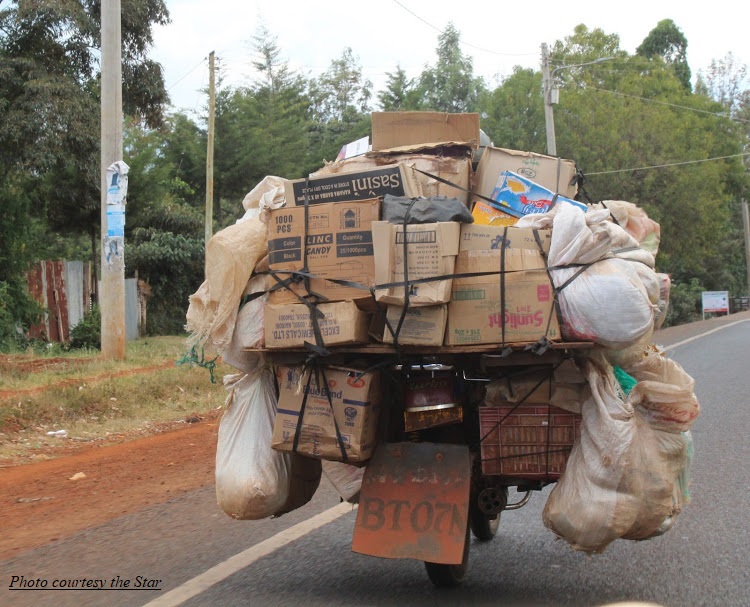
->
[586,152,750,175]
[167,57,208,91]
[588,86,750,124]
[392,0,536,58]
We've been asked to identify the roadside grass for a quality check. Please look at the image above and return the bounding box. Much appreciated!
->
[0,336,197,393]
[0,336,236,463]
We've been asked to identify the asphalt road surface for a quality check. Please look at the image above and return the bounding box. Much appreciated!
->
[3,314,749,607]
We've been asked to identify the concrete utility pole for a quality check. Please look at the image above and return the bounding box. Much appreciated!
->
[743,199,750,296]
[541,43,557,157]
[100,0,126,360]
[541,45,613,159]
[205,51,216,246]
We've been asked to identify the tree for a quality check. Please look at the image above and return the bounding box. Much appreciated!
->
[417,22,486,112]
[546,26,744,290]
[124,122,205,334]
[481,67,545,152]
[636,19,692,92]
[307,47,372,164]
[378,66,421,111]
[0,0,171,342]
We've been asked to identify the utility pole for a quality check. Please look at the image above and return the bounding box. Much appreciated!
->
[541,43,557,157]
[100,0,126,360]
[205,51,216,246]
[743,198,750,296]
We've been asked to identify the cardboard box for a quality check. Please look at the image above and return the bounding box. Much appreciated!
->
[313,153,473,205]
[372,221,461,306]
[473,147,579,206]
[265,301,370,349]
[488,171,587,219]
[380,304,448,346]
[446,225,560,345]
[372,112,479,151]
[272,365,381,463]
[284,165,419,206]
[267,199,379,304]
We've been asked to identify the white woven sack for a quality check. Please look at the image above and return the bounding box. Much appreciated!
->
[215,368,291,520]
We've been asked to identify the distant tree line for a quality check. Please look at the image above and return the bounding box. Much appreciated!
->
[1,3,748,346]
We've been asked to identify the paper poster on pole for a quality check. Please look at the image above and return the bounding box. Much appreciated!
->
[106,161,129,205]
[702,291,729,318]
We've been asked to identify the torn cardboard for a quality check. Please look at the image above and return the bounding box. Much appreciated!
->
[267,199,379,305]
[272,366,382,463]
[264,301,370,349]
[372,221,461,306]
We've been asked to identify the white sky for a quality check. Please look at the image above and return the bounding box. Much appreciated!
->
[151,0,750,116]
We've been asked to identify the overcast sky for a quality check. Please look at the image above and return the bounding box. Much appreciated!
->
[151,0,750,115]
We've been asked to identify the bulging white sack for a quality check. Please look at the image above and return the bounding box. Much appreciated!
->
[216,368,291,520]
[554,257,656,349]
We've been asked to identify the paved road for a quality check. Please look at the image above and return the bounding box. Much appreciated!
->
[3,313,750,607]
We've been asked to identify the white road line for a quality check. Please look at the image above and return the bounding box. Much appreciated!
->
[661,319,750,352]
[142,501,356,607]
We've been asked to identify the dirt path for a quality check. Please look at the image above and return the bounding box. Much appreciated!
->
[0,418,219,560]
[0,360,176,399]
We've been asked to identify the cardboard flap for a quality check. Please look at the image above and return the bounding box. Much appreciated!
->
[372,112,480,151]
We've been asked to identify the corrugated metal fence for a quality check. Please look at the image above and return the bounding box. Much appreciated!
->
[27,261,142,342]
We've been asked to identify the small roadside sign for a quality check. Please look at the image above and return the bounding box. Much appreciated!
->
[702,291,729,319]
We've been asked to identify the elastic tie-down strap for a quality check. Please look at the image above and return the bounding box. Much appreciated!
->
[412,167,503,209]
[292,368,315,455]
[318,366,349,462]
[500,226,508,347]
[530,228,561,355]
[291,365,349,463]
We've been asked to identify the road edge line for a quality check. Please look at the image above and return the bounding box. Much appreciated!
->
[661,319,750,352]
[141,501,356,607]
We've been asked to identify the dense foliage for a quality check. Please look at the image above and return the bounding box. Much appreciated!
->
[1,12,748,346]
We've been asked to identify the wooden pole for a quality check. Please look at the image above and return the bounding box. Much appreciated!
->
[100,0,126,359]
[541,43,557,157]
[205,51,216,246]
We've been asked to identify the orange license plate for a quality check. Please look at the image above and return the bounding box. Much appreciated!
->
[352,442,471,564]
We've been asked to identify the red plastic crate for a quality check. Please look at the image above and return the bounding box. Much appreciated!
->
[479,405,582,480]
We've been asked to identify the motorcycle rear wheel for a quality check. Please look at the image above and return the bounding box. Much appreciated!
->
[424,522,470,587]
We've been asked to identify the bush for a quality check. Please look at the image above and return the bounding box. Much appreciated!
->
[663,278,704,328]
[69,305,101,350]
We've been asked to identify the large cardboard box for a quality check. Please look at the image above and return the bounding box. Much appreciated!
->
[372,221,461,306]
[272,365,381,463]
[446,225,560,345]
[372,112,480,151]
[284,165,419,206]
[267,199,379,304]
[378,304,448,346]
[265,301,370,349]
[313,153,473,205]
[473,147,579,207]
